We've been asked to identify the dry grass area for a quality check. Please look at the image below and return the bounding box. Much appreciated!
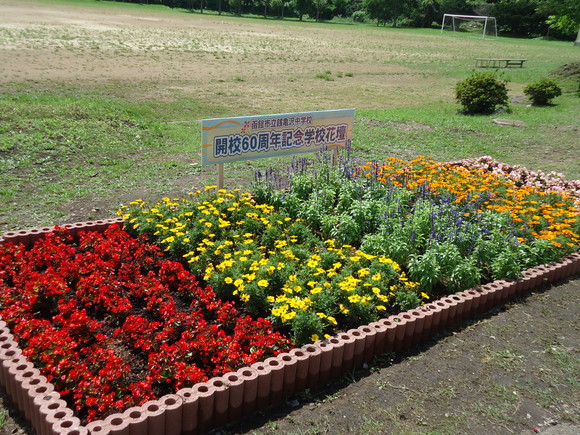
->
[1,0,576,115]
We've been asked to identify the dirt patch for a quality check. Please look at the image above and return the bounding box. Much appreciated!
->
[549,62,580,80]
[226,278,580,435]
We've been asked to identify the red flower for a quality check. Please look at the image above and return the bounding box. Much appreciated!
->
[0,224,291,423]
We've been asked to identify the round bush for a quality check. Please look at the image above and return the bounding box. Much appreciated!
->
[524,78,562,105]
[455,72,509,115]
[352,10,367,23]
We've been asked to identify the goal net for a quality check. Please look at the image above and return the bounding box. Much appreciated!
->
[440,14,498,39]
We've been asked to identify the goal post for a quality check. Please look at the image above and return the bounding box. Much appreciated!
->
[440,14,498,39]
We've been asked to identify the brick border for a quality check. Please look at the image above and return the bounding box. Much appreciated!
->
[1,221,579,435]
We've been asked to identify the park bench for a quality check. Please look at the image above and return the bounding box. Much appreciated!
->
[475,58,528,68]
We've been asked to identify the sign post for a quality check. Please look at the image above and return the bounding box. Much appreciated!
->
[202,109,355,188]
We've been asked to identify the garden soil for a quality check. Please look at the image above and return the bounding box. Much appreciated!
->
[0,1,578,434]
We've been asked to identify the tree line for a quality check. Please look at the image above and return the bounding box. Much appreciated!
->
[113,0,579,39]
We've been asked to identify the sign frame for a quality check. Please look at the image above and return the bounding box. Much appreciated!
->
[201,109,355,169]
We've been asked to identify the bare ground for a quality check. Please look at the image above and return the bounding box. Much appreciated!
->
[0,1,578,434]
[227,278,580,435]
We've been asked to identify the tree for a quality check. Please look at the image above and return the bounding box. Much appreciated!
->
[537,0,580,38]
[408,0,440,27]
[363,0,406,26]
[363,0,390,25]
[293,0,312,20]
[491,0,548,37]
[333,0,363,18]
[229,0,243,15]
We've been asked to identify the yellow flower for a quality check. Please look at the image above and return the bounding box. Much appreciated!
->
[257,279,269,287]
[324,239,335,248]
[311,334,320,342]
[224,277,233,284]
[282,311,297,323]
[357,268,370,278]
[348,294,361,304]
[327,316,338,325]
[240,294,250,302]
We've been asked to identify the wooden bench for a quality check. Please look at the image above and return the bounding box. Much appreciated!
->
[475,58,528,68]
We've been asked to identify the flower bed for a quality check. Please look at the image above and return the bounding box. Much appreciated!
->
[120,189,428,345]
[0,154,578,434]
[122,155,578,345]
[0,225,289,423]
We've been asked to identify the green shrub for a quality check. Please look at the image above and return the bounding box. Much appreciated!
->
[455,72,509,115]
[352,10,367,23]
[524,78,562,105]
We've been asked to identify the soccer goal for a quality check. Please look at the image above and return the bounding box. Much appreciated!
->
[440,14,498,39]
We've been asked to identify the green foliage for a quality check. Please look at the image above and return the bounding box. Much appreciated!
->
[254,153,579,297]
[546,14,579,38]
[362,0,400,26]
[491,0,549,37]
[455,72,509,115]
[107,0,577,37]
[524,78,562,105]
[537,0,580,39]
[315,70,335,81]
[351,10,367,23]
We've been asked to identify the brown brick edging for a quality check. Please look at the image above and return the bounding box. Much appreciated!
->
[0,221,579,435]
